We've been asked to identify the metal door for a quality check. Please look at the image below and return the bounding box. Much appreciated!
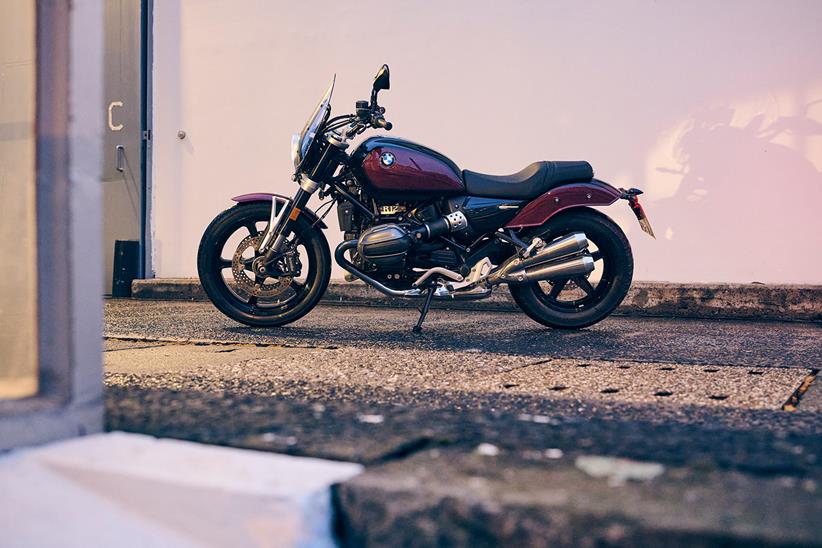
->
[102,0,144,294]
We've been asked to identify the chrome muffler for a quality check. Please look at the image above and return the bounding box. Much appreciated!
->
[506,255,595,283]
[488,232,594,285]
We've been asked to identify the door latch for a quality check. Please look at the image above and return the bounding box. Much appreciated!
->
[116,144,125,173]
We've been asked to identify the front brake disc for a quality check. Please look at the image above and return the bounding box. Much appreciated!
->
[231,234,293,297]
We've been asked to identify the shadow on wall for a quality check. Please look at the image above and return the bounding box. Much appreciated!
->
[646,87,822,283]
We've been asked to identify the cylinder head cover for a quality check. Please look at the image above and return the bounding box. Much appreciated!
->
[357,224,414,268]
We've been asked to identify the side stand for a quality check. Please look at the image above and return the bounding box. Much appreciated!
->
[412,286,436,333]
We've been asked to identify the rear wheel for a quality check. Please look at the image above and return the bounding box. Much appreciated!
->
[509,208,633,329]
[197,202,331,327]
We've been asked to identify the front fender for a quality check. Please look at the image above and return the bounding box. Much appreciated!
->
[231,192,328,229]
[504,180,622,229]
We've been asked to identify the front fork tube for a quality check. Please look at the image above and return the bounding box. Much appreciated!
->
[257,182,317,264]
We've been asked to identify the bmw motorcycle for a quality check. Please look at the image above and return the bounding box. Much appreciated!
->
[198,65,654,332]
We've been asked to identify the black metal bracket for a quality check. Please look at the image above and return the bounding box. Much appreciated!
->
[412,286,436,333]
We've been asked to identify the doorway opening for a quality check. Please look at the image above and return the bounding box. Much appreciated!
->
[102,0,151,295]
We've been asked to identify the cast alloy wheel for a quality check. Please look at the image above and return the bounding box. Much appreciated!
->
[509,208,633,329]
[197,202,331,327]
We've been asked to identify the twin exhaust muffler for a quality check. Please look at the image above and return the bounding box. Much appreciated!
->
[488,232,595,285]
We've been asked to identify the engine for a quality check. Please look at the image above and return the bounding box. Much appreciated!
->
[356,211,470,271]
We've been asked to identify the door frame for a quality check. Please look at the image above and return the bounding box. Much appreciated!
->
[139,0,153,279]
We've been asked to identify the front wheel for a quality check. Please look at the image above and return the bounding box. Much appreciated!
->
[197,201,331,327]
[509,208,633,329]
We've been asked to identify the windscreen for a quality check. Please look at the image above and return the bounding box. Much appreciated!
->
[297,76,335,162]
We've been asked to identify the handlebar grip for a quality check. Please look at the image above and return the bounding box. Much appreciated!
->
[374,116,392,131]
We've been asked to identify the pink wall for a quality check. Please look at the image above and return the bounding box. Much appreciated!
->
[152,0,822,283]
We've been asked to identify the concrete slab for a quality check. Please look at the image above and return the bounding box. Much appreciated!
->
[333,450,821,546]
[0,432,361,548]
[104,343,809,410]
[104,342,323,374]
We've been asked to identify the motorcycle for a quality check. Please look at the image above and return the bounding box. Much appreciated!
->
[197,65,654,332]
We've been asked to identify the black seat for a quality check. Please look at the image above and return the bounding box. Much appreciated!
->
[463,161,594,199]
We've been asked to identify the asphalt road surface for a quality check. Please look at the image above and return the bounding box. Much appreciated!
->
[105,299,821,468]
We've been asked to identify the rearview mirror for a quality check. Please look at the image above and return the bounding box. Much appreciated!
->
[373,64,390,91]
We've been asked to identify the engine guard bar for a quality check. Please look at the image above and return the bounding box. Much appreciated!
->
[334,240,490,300]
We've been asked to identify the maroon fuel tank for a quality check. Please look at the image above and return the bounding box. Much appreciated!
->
[350,137,465,199]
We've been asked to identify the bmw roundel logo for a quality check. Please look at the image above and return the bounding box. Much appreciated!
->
[380,152,395,167]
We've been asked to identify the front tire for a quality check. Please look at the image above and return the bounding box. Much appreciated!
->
[197,202,331,327]
[509,208,633,329]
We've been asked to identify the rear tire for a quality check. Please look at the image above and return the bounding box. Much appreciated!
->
[197,202,331,327]
[509,208,633,329]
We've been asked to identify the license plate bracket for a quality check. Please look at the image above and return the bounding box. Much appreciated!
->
[628,195,655,238]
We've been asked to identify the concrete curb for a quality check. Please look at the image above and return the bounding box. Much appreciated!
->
[131,278,822,322]
[332,452,821,547]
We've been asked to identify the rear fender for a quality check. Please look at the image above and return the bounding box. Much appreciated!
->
[231,192,328,229]
[504,180,622,229]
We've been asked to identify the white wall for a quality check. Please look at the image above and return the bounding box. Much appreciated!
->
[152,0,822,284]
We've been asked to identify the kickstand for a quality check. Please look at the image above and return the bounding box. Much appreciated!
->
[412,286,436,333]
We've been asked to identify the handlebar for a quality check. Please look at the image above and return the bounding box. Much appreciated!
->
[329,103,393,140]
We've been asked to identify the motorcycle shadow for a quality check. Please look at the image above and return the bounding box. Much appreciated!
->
[222,318,626,361]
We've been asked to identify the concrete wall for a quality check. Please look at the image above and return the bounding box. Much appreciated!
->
[151,0,822,284]
[0,1,38,398]
[0,0,104,450]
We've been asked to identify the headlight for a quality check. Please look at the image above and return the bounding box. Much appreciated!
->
[290,133,301,169]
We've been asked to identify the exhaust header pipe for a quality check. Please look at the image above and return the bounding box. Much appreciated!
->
[488,232,594,285]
